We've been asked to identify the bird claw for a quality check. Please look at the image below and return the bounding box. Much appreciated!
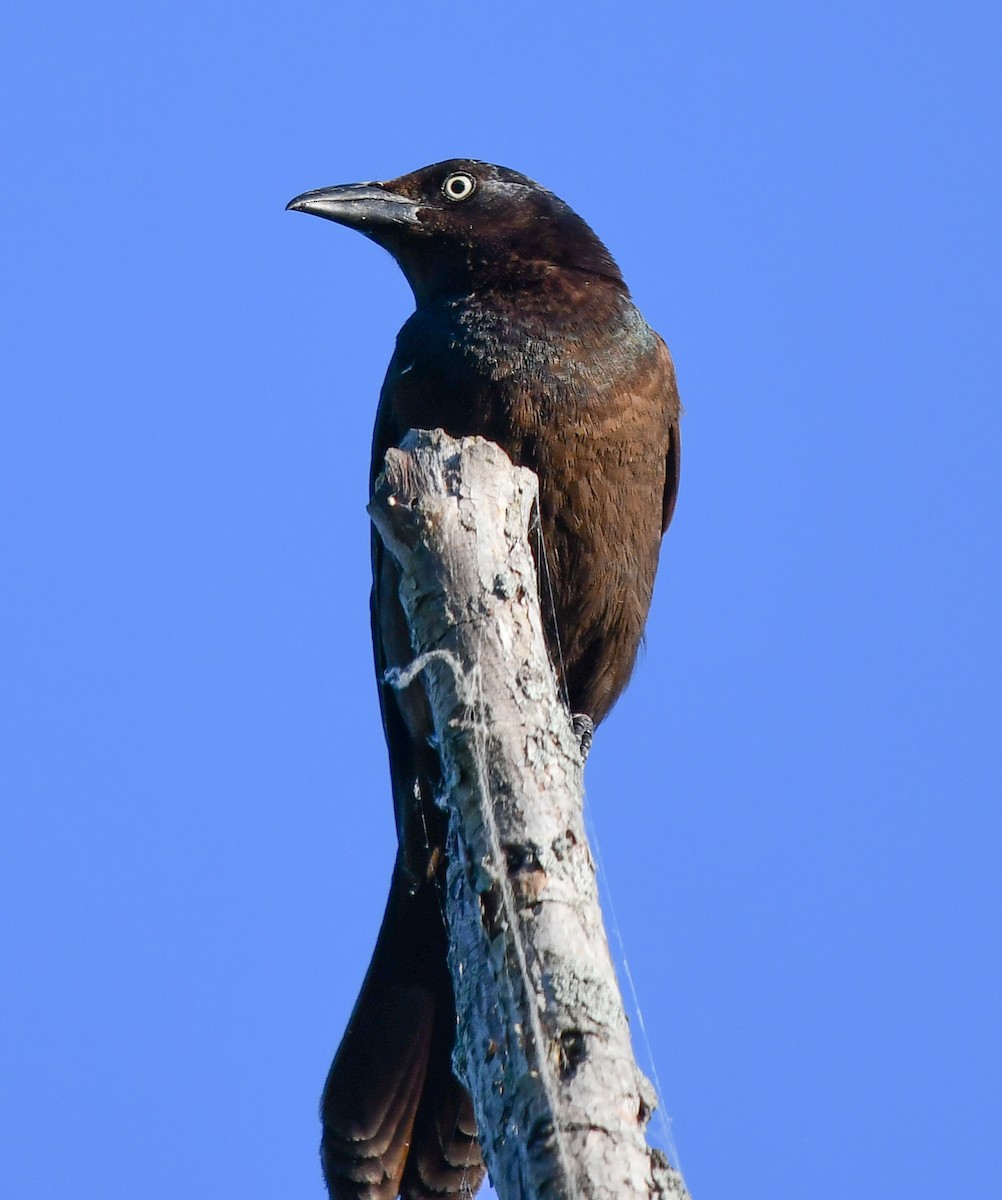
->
[571,713,594,760]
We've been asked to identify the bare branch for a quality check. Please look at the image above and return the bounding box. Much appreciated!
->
[369,429,689,1200]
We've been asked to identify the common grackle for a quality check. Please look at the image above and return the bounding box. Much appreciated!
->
[287,160,681,1200]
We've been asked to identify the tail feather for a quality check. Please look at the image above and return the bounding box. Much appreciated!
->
[401,1067,484,1199]
[321,868,486,1200]
[321,987,431,1194]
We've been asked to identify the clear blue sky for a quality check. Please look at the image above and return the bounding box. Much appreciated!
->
[3,3,1000,1198]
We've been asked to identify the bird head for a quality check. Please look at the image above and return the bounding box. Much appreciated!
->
[287,159,624,305]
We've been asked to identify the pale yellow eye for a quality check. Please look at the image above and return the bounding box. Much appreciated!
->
[442,172,476,201]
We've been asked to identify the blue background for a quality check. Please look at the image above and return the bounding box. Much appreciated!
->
[4,3,1000,1197]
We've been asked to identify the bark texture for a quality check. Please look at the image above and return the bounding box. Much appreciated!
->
[368,429,690,1200]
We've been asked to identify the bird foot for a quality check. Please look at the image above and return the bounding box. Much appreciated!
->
[571,714,594,760]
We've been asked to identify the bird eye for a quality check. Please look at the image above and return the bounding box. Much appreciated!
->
[442,172,477,201]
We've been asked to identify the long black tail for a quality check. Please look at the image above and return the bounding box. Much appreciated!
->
[320,866,485,1199]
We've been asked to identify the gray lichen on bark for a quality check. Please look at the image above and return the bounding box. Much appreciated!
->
[369,429,690,1200]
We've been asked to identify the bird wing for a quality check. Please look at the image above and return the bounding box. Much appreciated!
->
[663,419,681,535]
[655,334,682,535]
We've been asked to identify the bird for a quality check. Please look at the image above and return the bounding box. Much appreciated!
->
[287,159,681,1200]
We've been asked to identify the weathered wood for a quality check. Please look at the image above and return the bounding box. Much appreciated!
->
[368,429,689,1200]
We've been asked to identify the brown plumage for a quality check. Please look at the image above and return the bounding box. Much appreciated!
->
[287,160,681,1199]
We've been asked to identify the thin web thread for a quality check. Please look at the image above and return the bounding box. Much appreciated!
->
[533,514,683,1175]
[584,801,683,1174]
[465,638,583,1196]
[390,645,580,1195]
[532,510,572,713]
[385,654,482,1197]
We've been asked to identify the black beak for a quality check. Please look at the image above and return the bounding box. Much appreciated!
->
[285,183,420,229]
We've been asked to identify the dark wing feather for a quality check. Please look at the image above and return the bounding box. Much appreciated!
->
[320,872,441,1199]
[655,335,682,535]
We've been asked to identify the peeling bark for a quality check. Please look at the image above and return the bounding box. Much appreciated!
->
[369,429,689,1200]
